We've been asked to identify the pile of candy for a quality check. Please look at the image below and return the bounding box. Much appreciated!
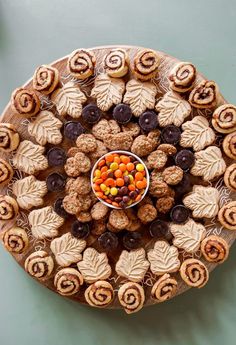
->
[92,152,148,208]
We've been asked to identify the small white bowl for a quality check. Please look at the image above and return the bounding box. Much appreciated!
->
[91,150,150,209]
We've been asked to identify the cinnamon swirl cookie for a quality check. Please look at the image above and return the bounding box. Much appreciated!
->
[223,132,236,159]
[33,65,59,94]
[118,282,145,314]
[2,226,29,254]
[11,88,40,117]
[168,62,196,93]
[180,258,209,288]
[132,49,160,81]
[0,123,20,152]
[151,273,178,302]
[212,104,236,133]
[67,49,96,79]
[218,201,236,230]
[224,164,236,191]
[0,195,18,221]
[189,80,219,108]
[0,158,13,186]
[201,235,229,264]
[25,251,54,280]
[85,281,114,307]
[104,49,129,78]
[54,268,83,296]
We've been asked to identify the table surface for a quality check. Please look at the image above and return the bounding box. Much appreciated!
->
[0,1,236,345]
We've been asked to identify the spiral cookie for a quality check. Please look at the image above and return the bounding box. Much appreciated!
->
[104,49,129,78]
[0,195,18,221]
[0,158,13,186]
[224,164,236,191]
[0,123,20,152]
[223,132,236,159]
[132,49,160,81]
[168,62,196,93]
[201,235,229,264]
[118,282,145,314]
[2,226,29,254]
[180,258,209,288]
[67,49,96,79]
[25,251,54,280]
[189,80,219,109]
[85,281,114,307]
[151,274,177,302]
[218,201,236,230]
[11,88,40,117]
[54,268,83,296]
[212,104,236,134]
[33,65,59,94]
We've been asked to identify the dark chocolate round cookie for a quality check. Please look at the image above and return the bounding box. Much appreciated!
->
[98,232,118,251]
[123,231,142,250]
[71,221,90,239]
[149,220,173,241]
[47,147,67,166]
[175,149,195,170]
[113,104,132,124]
[139,111,158,132]
[54,198,70,219]
[161,125,181,144]
[82,104,101,124]
[64,121,85,141]
[46,173,66,192]
[170,205,190,223]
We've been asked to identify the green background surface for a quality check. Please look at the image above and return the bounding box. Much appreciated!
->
[0,1,236,344]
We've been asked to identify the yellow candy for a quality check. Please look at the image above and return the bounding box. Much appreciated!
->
[95,169,101,178]
[110,187,118,196]
[110,162,119,171]
[93,177,97,182]
[100,184,107,191]
[104,187,110,195]
[127,200,133,206]
[128,174,134,183]
[136,163,144,172]
[123,170,129,176]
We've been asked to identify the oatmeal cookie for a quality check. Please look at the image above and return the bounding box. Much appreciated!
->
[91,220,106,236]
[162,166,184,185]
[157,143,177,156]
[67,146,81,157]
[109,209,129,230]
[63,193,92,215]
[89,140,108,162]
[147,150,168,170]
[149,179,169,198]
[92,119,120,140]
[122,122,140,137]
[91,202,109,220]
[74,152,91,173]
[105,132,133,151]
[137,204,157,223]
[64,157,81,177]
[156,197,175,214]
[76,211,92,223]
[76,134,97,153]
[65,176,91,195]
[131,135,158,157]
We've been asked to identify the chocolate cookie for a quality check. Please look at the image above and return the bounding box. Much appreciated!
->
[175,149,195,170]
[161,125,181,144]
[71,220,90,239]
[47,147,67,166]
[82,104,101,124]
[46,173,66,192]
[123,231,142,250]
[149,220,173,241]
[54,198,70,219]
[98,232,118,251]
[64,121,85,141]
[113,104,132,124]
[170,205,190,223]
[139,111,158,132]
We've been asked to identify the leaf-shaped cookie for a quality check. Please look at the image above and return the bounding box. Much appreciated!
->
[91,73,125,111]
[147,241,180,275]
[170,219,206,253]
[183,185,220,218]
[12,140,48,175]
[155,91,191,127]
[51,81,87,118]
[28,206,64,239]
[123,79,157,117]
[50,233,86,267]
[12,175,47,210]
[115,248,149,283]
[77,247,112,283]
[191,146,226,181]
[180,116,215,151]
[28,110,63,145]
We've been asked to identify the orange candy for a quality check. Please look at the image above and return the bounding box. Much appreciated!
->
[119,163,127,172]
[112,202,120,207]
[126,162,135,171]
[93,184,101,192]
[101,166,108,173]
[136,180,147,189]
[106,154,114,163]
[135,194,142,202]
[128,184,136,191]
[116,178,125,187]
[95,178,103,185]
[120,155,130,164]
[105,178,116,187]
[98,159,105,167]
[114,169,123,178]
[114,156,121,164]
[135,172,143,181]
[101,172,108,180]
[96,192,105,199]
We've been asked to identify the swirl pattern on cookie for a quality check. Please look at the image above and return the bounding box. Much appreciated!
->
[201,235,229,264]
[218,201,236,230]
[212,104,236,133]
[180,258,209,288]
[85,281,114,307]
[118,282,145,314]
[11,88,40,117]
[223,132,236,159]
[151,273,177,302]
[224,163,236,191]
[3,227,29,254]
[168,62,196,93]
[189,80,219,108]
[0,123,20,152]
[0,158,14,186]
[104,49,129,78]
[67,49,96,79]
[132,49,160,81]
[0,195,18,221]
[33,65,59,94]
[54,268,83,296]
[25,251,54,280]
